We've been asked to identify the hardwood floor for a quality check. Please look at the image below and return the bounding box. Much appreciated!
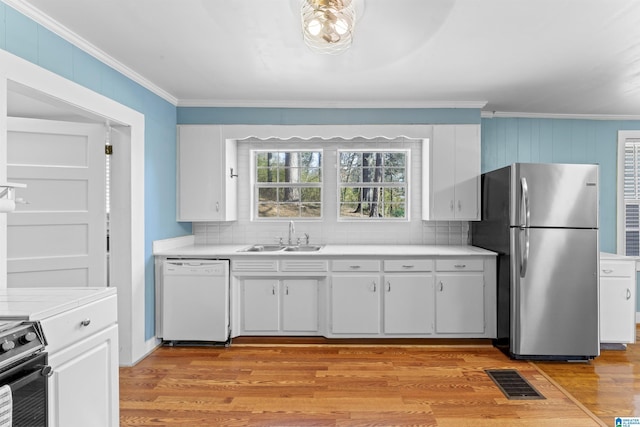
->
[119,335,636,426]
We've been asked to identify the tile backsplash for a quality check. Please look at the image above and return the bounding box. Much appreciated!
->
[192,137,470,246]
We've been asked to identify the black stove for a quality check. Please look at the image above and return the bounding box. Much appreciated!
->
[0,321,47,370]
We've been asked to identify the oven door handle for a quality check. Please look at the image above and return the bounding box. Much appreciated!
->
[7,365,52,391]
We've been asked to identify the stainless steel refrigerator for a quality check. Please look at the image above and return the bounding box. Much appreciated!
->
[471,163,599,360]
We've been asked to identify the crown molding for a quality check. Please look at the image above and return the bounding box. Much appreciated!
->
[481,110,640,121]
[177,99,489,109]
[3,0,178,105]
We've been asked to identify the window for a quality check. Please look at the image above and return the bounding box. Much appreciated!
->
[254,150,322,218]
[622,137,640,255]
[338,150,408,220]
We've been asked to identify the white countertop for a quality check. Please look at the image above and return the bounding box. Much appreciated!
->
[153,243,496,257]
[0,287,117,320]
[600,252,638,261]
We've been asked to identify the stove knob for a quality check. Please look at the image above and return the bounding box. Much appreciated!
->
[1,340,15,352]
[21,332,37,344]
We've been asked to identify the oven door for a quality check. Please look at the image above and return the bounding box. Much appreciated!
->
[0,352,49,427]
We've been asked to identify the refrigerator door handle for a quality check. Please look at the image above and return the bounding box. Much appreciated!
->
[521,228,530,278]
[520,177,530,228]
[520,177,530,277]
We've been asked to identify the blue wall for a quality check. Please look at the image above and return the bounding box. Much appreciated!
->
[0,3,191,340]
[177,107,482,125]
[482,117,640,311]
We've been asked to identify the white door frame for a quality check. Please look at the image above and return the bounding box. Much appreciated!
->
[0,49,146,366]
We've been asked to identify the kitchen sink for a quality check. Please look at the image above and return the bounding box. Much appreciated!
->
[283,245,323,252]
[238,244,323,253]
[239,244,285,252]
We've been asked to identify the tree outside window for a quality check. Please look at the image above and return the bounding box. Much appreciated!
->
[255,150,322,218]
[338,150,408,220]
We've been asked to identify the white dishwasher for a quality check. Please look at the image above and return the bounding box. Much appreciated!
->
[161,259,230,343]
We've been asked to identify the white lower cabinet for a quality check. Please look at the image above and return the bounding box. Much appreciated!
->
[435,259,486,334]
[241,278,320,334]
[331,274,381,334]
[42,294,119,427]
[435,273,485,333]
[600,256,637,344]
[384,274,434,334]
[282,279,319,332]
[232,255,496,339]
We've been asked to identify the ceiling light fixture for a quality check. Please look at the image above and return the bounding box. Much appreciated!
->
[301,0,355,55]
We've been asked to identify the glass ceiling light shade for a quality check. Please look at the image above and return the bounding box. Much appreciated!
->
[301,0,355,54]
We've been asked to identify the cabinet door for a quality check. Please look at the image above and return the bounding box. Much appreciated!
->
[331,275,380,334]
[177,125,237,221]
[282,279,318,332]
[453,125,480,220]
[600,277,636,343]
[48,325,119,427]
[435,273,484,334]
[426,125,480,220]
[384,274,434,334]
[242,279,280,332]
[430,125,456,219]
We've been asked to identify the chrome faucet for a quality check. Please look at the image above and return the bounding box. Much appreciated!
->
[288,221,295,245]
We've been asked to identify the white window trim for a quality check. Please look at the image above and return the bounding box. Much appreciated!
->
[617,131,640,269]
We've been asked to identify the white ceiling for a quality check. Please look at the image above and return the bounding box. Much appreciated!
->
[8,0,640,116]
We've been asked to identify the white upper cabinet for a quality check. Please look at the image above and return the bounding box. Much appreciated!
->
[177,125,238,221]
[423,124,480,221]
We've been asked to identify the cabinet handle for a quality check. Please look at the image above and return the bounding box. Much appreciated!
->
[80,318,91,327]
[602,269,613,274]
[439,281,443,292]
[216,202,220,212]
[372,281,377,292]
[230,167,238,178]
[627,289,632,300]
[272,284,276,295]
[285,285,289,296]
[454,264,466,268]
[349,265,361,269]
[457,200,462,211]
[449,200,454,211]
[387,281,391,292]
[401,265,414,269]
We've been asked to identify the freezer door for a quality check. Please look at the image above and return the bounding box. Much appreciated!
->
[510,227,599,357]
[511,163,598,228]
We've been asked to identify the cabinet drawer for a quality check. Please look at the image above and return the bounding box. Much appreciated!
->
[600,260,635,278]
[332,259,380,272]
[436,259,484,272]
[232,259,278,272]
[41,295,118,355]
[281,259,328,272]
[384,259,433,272]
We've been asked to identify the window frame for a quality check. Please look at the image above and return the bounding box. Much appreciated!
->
[617,130,640,258]
[336,149,410,222]
[251,148,324,221]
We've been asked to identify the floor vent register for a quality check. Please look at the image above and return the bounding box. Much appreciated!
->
[485,369,545,400]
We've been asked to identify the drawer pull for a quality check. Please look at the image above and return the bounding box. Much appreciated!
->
[349,265,361,269]
[602,269,613,274]
[402,265,414,269]
[80,318,91,327]
[454,264,466,268]
[628,289,632,300]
